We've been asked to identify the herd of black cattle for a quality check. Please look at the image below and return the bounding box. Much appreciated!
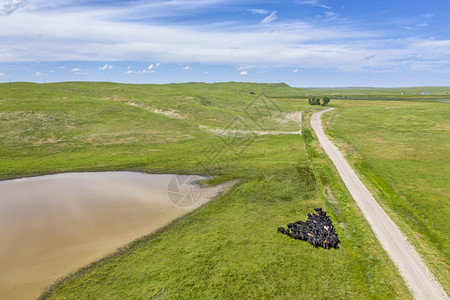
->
[278,208,340,249]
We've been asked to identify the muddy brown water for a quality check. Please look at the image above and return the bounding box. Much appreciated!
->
[0,172,232,300]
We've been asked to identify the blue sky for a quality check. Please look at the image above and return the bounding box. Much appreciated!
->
[0,0,449,87]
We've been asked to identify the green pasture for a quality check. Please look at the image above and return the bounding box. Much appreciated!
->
[322,99,449,291]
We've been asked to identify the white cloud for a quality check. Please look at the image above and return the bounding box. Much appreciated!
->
[293,69,298,72]
[240,71,248,75]
[0,0,29,16]
[125,68,154,74]
[183,66,191,70]
[323,11,338,19]
[261,11,277,24]
[35,72,44,76]
[71,68,87,75]
[250,9,268,15]
[0,1,449,75]
[99,64,113,70]
[236,65,253,71]
[147,63,160,69]
[296,0,331,9]
[0,72,6,76]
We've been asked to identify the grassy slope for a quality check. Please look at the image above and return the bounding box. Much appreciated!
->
[0,82,411,299]
[321,100,449,292]
[0,82,305,179]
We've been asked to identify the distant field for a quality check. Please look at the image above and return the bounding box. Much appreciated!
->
[0,82,419,298]
[322,100,450,291]
[259,85,446,99]
[276,86,450,102]
[0,82,310,180]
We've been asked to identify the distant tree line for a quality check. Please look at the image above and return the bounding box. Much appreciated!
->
[308,96,330,106]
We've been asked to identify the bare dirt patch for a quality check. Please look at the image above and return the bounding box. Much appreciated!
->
[121,101,184,119]
[206,111,302,136]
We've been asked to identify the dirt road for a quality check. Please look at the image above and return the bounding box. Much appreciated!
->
[311,108,448,300]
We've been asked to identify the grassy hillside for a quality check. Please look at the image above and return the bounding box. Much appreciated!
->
[0,82,413,298]
[0,82,308,179]
[322,100,450,291]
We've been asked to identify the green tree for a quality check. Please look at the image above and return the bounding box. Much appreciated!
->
[309,97,323,106]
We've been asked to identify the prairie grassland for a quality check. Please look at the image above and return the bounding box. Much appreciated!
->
[322,100,449,291]
[0,82,310,179]
[0,82,412,299]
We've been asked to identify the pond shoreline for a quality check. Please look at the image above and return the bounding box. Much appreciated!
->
[0,171,234,300]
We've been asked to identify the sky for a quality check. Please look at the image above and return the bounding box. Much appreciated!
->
[0,0,449,87]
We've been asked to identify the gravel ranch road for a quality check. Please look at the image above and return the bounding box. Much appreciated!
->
[311,108,448,300]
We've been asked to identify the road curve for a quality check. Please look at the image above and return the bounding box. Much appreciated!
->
[311,108,448,300]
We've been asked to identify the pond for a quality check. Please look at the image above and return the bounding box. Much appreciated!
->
[0,172,232,299]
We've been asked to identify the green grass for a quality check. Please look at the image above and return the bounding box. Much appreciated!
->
[0,82,310,179]
[0,82,413,299]
[321,100,450,292]
[41,165,409,299]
